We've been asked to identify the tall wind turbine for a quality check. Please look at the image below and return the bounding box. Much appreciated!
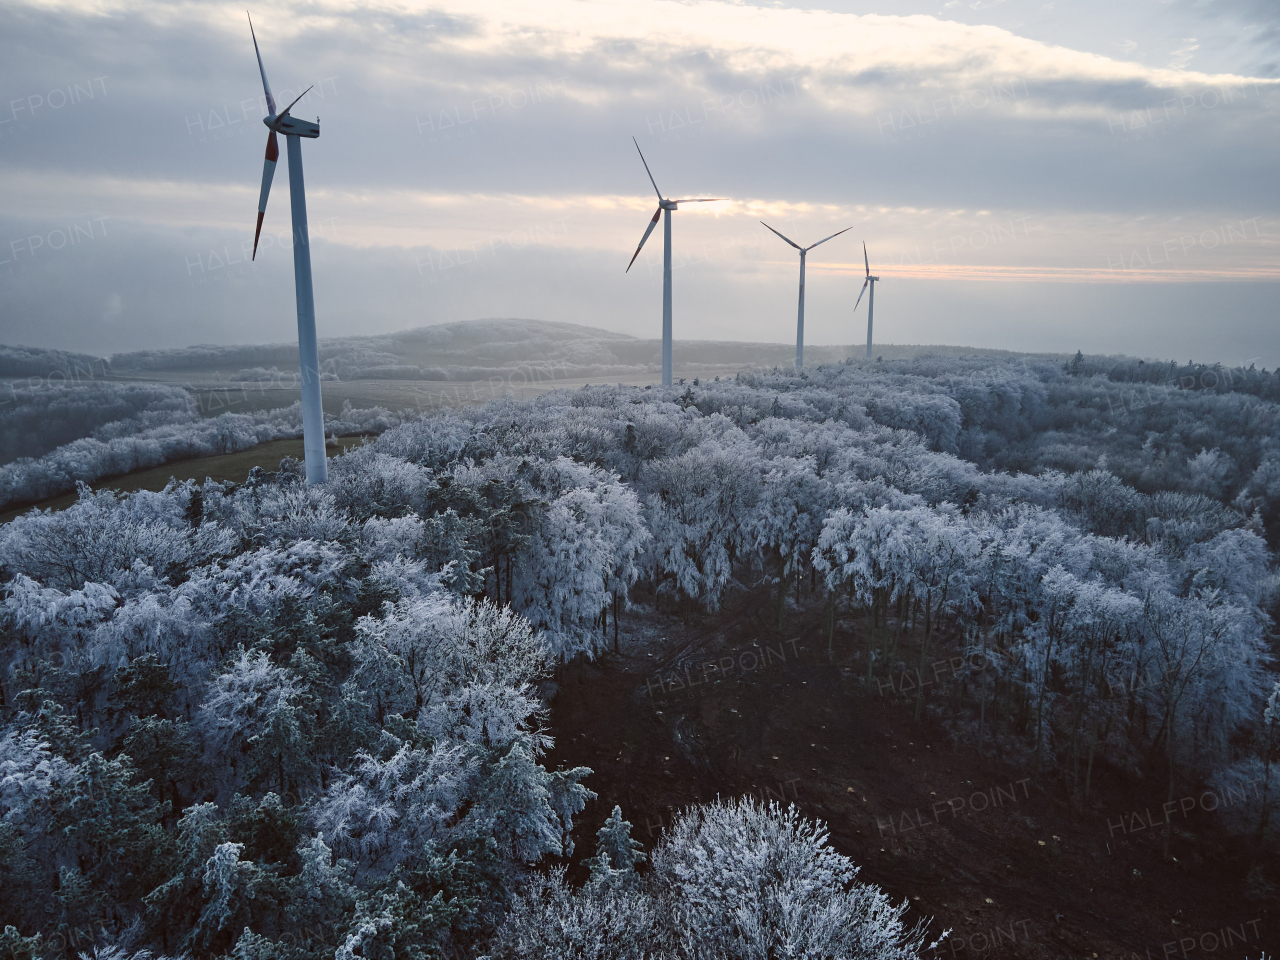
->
[625,138,723,387]
[852,243,881,360]
[760,221,853,369]
[248,14,327,484]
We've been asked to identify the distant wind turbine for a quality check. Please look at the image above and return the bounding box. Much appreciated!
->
[852,243,881,360]
[248,13,327,484]
[760,221,853,369]
[625,138,723,387]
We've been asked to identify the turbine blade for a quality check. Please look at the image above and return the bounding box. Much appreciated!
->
[863,241,870,276]
[247,12,276,116]
[626,206,662,273]
[253,130,279,260]
[760,221,802,251]
[852,277,869,312]
[278,84,314,118]
[632,137,663,201]
[670,199,725,203]
[805,225,854,251]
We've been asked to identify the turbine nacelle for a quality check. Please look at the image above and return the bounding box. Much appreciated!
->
[264,113,320,138]
[263,85,320,138]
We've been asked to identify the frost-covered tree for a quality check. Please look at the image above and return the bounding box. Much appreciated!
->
[320,594,592,873]
[1139,588,1268,833]
[652,798,939,959]
[643,436,761,611]
[486,797,941,960]
[753,456,830,627]
[482,867,659,960]
[507,460,649,660]
[310,738,475,869]
[589,805,644,889]
[196,649,309,800]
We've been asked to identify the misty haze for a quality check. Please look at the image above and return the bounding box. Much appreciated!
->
[1,1,1278,958]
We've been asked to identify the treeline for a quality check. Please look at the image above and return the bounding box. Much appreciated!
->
[0,381,197,465]
[832,355,1280,539]
[0,345,108,379]
[1070,351,1280,404]
[0,401,405,510]
[119,341,451,382]
[358,372,1277,800]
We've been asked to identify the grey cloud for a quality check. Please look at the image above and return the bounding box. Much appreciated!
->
[3,5,1275,218]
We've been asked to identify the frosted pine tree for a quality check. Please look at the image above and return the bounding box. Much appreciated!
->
[589,805,645,888]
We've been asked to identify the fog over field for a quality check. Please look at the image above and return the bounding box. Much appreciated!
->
[3,0,1279,955]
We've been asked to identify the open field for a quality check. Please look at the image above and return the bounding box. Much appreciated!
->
[178,373,670,418]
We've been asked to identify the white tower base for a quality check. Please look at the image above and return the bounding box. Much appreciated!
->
[286,134,327,484]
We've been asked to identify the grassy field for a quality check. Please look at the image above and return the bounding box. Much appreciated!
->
[0,436,370,524]
[178,374,671,418]
[132,363,770,418]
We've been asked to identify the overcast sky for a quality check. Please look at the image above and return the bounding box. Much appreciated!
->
[1,0,1278,365]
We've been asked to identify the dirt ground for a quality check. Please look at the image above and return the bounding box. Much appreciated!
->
[544,589,1274,959]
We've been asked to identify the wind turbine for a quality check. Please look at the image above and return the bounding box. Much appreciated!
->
[852,243,881,360]
[248,14,327,484]
[625,138,723,387]
[759,221,853,369]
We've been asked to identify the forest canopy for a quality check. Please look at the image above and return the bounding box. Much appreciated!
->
[0,352,1276,958]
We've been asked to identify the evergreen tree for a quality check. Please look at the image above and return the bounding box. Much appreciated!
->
[595,805,644,876]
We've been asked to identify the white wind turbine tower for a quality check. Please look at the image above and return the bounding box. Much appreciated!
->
[625,138,723,387]
[759,221,853,369]
[248,14,327,484]
[853,242,881,360]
